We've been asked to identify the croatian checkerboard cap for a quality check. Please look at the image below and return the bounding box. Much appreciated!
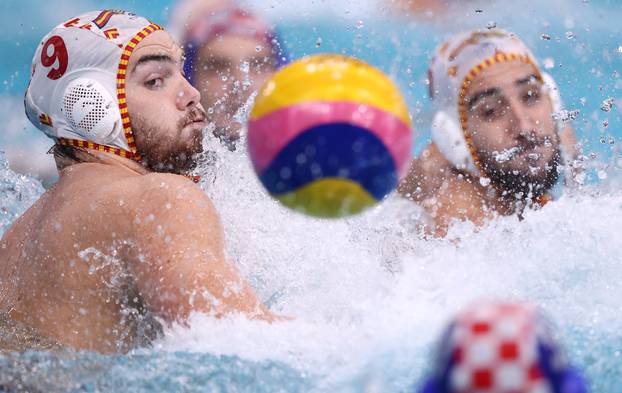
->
[419,301,587,393]
[24,10,163,160]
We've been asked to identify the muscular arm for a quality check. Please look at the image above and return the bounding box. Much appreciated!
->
[125,174,272,323]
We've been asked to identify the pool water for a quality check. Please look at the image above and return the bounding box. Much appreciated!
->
[1,0,622,392]
[1,135,621,391]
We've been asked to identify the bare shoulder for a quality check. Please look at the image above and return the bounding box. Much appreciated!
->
[134,173,215,210]
[123,173,225,266]
[53,165,219,233]
[429,175,487,236]
[125,173,222,238]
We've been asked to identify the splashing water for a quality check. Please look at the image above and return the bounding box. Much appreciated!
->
[1,120,622,391]
[494,147,522,163]
[0,150,44,235]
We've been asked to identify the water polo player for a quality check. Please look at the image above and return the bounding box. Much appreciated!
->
[398,30,578,237]
[0,10,274,353]
[418,301,587,393]
[169,0,287,150]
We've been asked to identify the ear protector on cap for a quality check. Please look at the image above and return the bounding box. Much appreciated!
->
[431,110,479,175]
[61,78,121,144]
[542,72,564,132]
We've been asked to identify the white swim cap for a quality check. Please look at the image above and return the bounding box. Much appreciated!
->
[428,30,563,176]
[24,10,163,161]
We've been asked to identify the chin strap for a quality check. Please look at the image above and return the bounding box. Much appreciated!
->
[533,192,552,207]
[186,175,201,183]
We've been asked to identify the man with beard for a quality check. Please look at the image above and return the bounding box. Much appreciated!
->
[398,30,576,237]
[0,10,273,353]
[169,0,288,150]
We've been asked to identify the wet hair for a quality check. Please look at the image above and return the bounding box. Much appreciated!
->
[48,143,103,170]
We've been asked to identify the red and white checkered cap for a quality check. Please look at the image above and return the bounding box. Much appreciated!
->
[443,302,554,392]
[420,301,588,393]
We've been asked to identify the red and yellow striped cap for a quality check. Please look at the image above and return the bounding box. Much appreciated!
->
[24,10,164,161]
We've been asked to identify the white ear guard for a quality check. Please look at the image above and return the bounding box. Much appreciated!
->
[541,72,564,131]
[431,110,479,175]
[61,77,122,145]
[541,72,579,184]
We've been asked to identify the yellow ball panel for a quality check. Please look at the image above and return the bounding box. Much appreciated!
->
[275,177,378,218]
[251,54,411,126]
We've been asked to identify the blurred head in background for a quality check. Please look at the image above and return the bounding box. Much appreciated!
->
[170,0,288,150]
[388,0,486,22]
[419,301,587,393]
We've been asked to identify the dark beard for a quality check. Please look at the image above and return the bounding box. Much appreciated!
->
[146,150,198,174]
[132,108,206,175]
[479,148,561,199]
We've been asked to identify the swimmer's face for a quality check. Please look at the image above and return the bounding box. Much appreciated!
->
[192,35,276,148]
[464,61,560,194]
[126,30,207,173]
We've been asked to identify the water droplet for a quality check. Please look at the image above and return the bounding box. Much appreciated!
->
[600,97,615,112]
[486,21,497,30]
[552,109,580,123]
[528,153,540,161]
[541,34,551,41]
[315,38,322,48]
[603,119,609,128]
[356,20,364,29]
[475,9,483,13]
[221,75,228,82]
[479,177,491,187]
[597,170,608,180]
[565,31,575,40]
[255,45,263,52]
[239,61,249,74]
[543,57,555,69]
